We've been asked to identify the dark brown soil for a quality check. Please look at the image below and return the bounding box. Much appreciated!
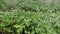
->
[0,30,4,34]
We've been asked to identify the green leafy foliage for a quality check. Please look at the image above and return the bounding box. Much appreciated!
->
[0,0,60,34]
